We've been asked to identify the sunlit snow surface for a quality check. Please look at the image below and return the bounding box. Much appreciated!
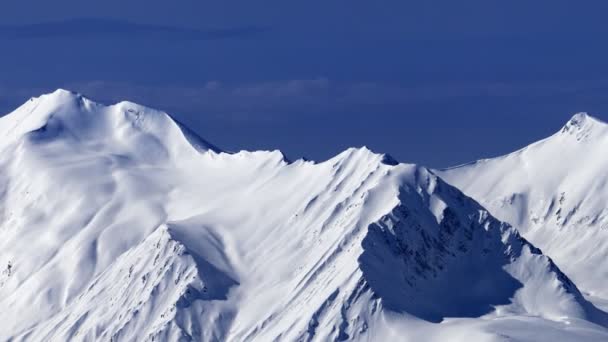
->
[0,90,606,341]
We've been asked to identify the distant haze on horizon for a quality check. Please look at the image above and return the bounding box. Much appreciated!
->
[2,1,608,168]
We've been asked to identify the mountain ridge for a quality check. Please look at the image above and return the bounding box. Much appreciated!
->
[440,112,607,172]
[0,90,607,341]
[438,112,608,307]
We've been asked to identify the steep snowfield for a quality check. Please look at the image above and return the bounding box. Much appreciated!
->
[0,90,606,341]
[438,113,608,308]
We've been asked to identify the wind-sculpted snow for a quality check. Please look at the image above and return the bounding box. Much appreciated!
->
[0,90,607,341]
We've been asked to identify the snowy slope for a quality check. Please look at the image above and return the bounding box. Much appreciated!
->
[438,113,608,308]
[0,90,606,341]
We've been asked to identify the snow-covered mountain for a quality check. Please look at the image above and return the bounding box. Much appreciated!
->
[438,113,608,311]
[0,90,607,341]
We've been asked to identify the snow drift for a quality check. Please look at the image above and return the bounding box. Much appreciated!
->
[0,90,606,341]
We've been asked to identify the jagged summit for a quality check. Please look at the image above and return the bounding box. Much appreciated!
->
[561,112,605,134]
[567,112,590,126]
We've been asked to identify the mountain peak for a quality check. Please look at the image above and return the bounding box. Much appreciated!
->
[50,88,78,96]
[565,112,590,128]
[39,88,83,103]
[561,112,605,134]
[335,146,400,166]
[2,91,608,340]
[0,89,221,157]
[569,112,589,124]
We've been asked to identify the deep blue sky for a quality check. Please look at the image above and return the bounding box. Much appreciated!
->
[2,1,608,167]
